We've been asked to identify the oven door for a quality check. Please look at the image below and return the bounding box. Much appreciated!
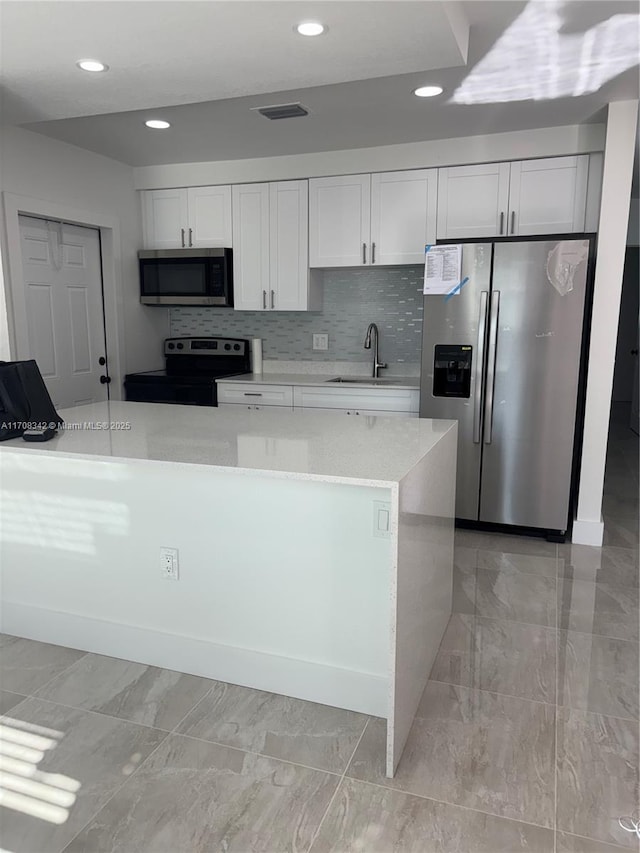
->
[124,378,216,406]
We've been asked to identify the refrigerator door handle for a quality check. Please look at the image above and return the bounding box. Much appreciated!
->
[473,290,489,443]
[483,290,500,445]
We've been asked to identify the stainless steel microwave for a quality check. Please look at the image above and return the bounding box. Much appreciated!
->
[139,248,233,306]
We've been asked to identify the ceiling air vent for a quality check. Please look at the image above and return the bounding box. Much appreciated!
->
[252,102,310,120]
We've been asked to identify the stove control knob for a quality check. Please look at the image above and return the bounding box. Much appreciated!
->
[167,343,175,350]
[224,343,231,350]
[233,344,240,351]
[176,343,184,350]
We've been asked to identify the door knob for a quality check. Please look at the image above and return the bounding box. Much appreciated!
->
[100,375,111,384]
[631,349,638,356]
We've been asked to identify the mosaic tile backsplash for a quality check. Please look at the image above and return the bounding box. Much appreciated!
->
[170,266,424,365]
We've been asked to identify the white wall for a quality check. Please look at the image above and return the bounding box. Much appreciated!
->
[0,126,168,380]
[574,101,639,546]
[134,123,605,189]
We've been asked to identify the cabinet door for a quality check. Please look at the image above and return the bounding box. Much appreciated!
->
[508,156,589,235]
[231,184,270,310]
[142,189,188,249]
[309,175,371,267]
[187,186,232,247]
[437,164,510,239]
[370,169,437,265]
[270,181,309,310]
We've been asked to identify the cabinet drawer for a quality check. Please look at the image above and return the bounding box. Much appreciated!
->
[217,384,294,406]
[293,386,419,412]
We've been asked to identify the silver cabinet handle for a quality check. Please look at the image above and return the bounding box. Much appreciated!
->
[473,291,489,444]
[483,291,500,445]
[372,242,376,264]
[244,392,262,397]
[188,227,193,247]
[181,228,185,247]
[510,211,516,234]
[270,290,275,309]
[362,243,367,264]
[262,290,267,309]
[499,212,504,235]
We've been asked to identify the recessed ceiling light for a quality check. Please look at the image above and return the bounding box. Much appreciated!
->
[76,59,108,73]
[413,85,444,98]
[145,119,171,129]
[296,21,325,36]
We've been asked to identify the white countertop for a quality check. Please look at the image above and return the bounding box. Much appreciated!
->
[217,373,420,390]
[0,401,454,487]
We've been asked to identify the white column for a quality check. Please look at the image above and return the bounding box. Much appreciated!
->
[573,100,638,546]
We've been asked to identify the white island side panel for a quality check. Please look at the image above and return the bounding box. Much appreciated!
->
[0,449,391,715]
[387,423,457,776]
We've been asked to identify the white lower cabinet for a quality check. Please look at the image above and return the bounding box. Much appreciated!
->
[218,381,420,417]
[219,403,294,412]
[293,385,419,415]
[297,406,418,418]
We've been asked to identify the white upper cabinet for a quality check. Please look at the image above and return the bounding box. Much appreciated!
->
[507,156,589,235]
[309,175,371,267]
[232,183,270,311]
[142,185,232,249]
[187,185,233,247]
[437,163,511,240]
[437,156,590,239]
[370,169,437,265]
[269,180,312,311]
[142,189,189,249]
[233,180,321,311]
[310,171,437,267]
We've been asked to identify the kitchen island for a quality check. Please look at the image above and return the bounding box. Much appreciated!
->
[0,401,456,776]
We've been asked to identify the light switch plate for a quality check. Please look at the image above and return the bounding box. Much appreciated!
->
[373,501,391,538]
[312,333,329,351]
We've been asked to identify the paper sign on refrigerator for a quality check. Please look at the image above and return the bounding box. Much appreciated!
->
[423,244,463,295]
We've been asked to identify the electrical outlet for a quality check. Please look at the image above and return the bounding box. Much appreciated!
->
[313,333,329,351]
[160,547,179,580]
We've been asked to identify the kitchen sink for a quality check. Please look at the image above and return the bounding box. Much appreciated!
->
[327,377,409,386]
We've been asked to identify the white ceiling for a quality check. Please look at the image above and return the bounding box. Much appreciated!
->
[1,0,470,123]
[1,0,639,169]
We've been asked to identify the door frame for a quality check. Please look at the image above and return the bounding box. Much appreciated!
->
[1,192,125,400]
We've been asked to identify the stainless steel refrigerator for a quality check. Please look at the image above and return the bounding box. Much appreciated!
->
[419,237,592,536]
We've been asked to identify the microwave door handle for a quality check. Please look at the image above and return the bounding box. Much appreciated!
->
[483,290,500,444]
[473,291,489,444]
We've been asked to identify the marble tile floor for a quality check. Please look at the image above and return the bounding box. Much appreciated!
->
[1,413,637,852]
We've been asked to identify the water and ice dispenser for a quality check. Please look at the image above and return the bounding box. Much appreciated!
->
[433,345,472,398]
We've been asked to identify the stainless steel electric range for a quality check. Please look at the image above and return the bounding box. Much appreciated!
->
[124,337,251,406]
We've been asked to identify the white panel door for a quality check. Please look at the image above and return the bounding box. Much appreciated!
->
[187,185,232,247]
[309,175,371,267]
[371,169,438,265]
[231,184,270,311]
[437,163,511,239]
[508,156,589,235]
[142,189,188,249]
[270,180,309,311]
[19,216,108,409]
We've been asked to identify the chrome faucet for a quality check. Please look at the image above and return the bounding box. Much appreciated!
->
[364,322,387,378]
